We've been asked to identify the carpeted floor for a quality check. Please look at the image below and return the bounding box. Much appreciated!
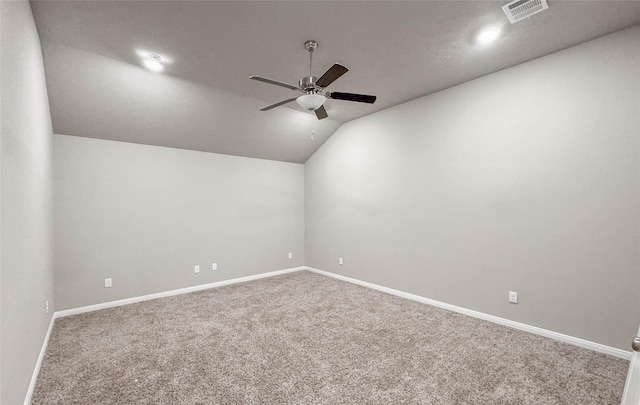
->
[33,271,628,404]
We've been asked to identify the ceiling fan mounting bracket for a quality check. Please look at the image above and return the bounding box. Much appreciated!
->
[304,40,318,53]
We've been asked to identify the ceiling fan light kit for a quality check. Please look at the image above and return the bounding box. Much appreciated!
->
[249,40,377,120]
[297,93,327,111]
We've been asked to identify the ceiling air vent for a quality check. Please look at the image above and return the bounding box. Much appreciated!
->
[502,0,549,24]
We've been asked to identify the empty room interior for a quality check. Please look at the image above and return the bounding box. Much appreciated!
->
[2,0,640,403]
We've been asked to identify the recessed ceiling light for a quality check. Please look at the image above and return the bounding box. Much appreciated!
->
[142,54,164,72]
[477,27,501,45]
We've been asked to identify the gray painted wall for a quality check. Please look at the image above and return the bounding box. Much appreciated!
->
[1,1,55,403]
[305,26,640,351]
[54,135,305,310]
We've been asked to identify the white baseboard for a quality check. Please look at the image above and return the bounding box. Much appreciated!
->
[305,266,632,361]
[24,313,56,405]
[54,266,305,319]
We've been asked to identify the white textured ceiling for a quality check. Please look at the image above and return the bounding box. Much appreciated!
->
[31,1,640,163]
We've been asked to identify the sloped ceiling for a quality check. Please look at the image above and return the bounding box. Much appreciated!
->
[31,1,640,163]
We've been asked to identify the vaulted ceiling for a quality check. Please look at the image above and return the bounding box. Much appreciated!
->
[31,1,640,163]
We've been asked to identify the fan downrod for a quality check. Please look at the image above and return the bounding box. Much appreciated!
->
[302,40,319,89]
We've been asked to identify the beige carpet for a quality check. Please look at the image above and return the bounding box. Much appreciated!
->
[33,271,628,404]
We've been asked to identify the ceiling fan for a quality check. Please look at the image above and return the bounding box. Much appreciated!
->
[249,40,377,120]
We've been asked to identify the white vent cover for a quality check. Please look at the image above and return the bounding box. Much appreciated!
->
[502,0,549,24]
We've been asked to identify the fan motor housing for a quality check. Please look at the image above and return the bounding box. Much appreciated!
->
[299,76,319,92]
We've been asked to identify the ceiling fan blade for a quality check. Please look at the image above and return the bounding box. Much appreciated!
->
[250,75,299,91]
[315,105,328,120]
[260,97,298,111]
[328,92,377,104]
[316,64,349,88]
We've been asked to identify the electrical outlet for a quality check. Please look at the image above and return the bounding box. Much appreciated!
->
[194,265,200,274]
[288,252,293,259]
[45,300,49,314]
[509,291,518,304]
[104,278,112,288]
[212,263,218,271]
[339,257,343,265]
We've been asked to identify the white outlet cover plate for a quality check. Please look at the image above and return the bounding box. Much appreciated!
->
[509,291,518,303]
[194,265,200,273]
[105,278,112,288]
[212,263,218,271]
